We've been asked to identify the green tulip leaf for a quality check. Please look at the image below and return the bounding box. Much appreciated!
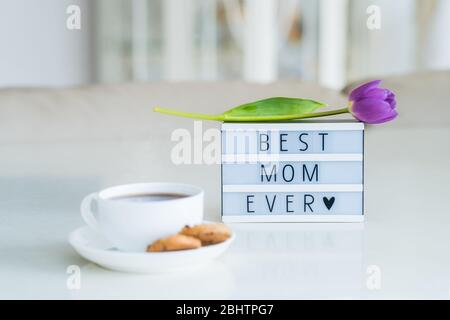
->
[222,97,326,122]
[154,97,327,122]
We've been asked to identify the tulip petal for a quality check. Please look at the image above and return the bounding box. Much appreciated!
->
[367,110,398,124]
[350,98,396,124]
[349,80,381,102]
[364,88,389,100]
[386,91,396,109]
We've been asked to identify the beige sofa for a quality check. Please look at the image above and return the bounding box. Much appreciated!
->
[0,81,347,143]
[1,70,449,144]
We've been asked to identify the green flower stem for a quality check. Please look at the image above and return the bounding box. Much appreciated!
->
[225,107,350,121]
[287,107,350,120]
[154,106,349,122]
[154,107,225,121]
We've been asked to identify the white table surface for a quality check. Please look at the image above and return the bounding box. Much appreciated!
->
[1,124,449,299]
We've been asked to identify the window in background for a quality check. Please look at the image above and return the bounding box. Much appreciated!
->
[95,0,320,84]
[348,0,450,83]
[0,0,94,87]
[348,0,417,82]
[1,0,448,88]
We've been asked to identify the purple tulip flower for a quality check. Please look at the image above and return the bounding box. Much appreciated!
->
[348,80,398,124]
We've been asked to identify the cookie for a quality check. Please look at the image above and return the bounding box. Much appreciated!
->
[147,234,201,252]
[180,223,232,245]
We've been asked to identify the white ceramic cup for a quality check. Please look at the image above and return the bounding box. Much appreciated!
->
[80,182,204,252]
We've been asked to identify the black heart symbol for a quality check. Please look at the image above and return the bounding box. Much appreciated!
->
[323,197,335,210]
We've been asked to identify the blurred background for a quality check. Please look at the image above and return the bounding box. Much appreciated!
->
[0,0,449,89]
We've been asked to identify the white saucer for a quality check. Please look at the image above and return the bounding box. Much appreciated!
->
[68,225,235,273]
